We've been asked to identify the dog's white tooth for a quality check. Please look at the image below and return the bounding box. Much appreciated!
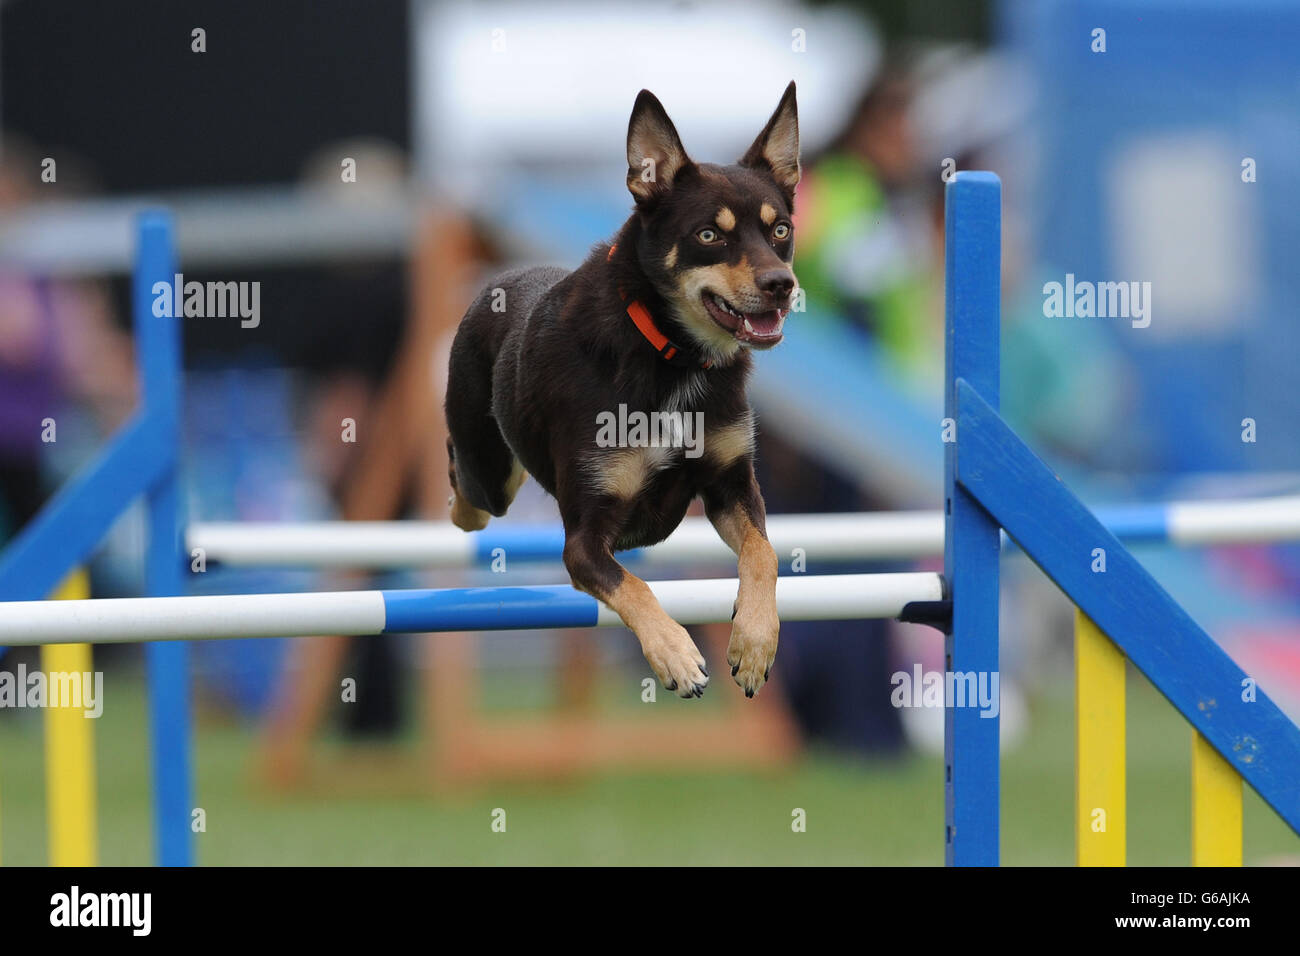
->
[743,318,754,332]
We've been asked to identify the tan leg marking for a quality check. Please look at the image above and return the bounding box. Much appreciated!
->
[711,506,779,697]
[706,416,756,468]
[450,458,526,532]
[590,448,648,500]
[589,446,679,500]
[598,571,709,698]
[449,493,490,532]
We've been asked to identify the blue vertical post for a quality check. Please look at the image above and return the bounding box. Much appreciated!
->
[134,211,193,866]
[943,172,1002,866]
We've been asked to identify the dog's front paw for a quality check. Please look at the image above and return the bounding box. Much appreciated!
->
[728,600,779,698]
[637,619,709,699]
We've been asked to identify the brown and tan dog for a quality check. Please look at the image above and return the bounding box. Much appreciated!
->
[445,83,800,699]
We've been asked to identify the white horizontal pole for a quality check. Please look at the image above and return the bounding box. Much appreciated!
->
[595,572,945,626]
[645,512,943,564]
[0,591,387,645]
[187,496,1300,569]
[0,187,417,274]
[0,573,944,646]
[190,521,479,569]
[1167,496,1300,545]
[187,512,945,569]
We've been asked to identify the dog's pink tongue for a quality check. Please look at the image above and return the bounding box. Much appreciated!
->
[746,309,784,334]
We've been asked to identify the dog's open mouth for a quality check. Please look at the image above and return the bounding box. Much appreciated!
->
[702,292,787,348]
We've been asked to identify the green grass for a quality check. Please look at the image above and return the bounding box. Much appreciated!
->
[0,665,1296,865]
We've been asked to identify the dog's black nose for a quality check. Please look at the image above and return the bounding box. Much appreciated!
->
[757,269,795,300]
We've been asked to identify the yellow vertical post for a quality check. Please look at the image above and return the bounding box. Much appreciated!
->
[1075,607,1125,865]
[42,569,98,866]
[1191,731,1242,866]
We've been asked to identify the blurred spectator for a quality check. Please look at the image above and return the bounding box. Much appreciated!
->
[0,135,134,539]
[793,60,938,381]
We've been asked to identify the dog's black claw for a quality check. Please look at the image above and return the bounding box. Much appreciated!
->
[731,601,739,621]
[745,688,755,699]
[665,680,678,692]
[699,663,709,677]
[764,668,770,681]
[731,664,739,677]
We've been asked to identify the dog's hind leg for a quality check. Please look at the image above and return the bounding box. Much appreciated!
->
[445,339,526,531]
[446,437,528,532]
[446,436,492,531]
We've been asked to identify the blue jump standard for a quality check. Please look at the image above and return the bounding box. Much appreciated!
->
[943,172,1003,867]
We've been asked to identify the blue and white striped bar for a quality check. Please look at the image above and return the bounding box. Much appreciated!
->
[0,572,943,646]
[187,495,1300,569]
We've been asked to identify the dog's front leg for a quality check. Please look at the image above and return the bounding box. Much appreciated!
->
[563,525,709,699]
[705,461,779,697]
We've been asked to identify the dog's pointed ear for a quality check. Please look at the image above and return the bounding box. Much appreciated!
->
[740,81,800,200]
[627,90,692,205]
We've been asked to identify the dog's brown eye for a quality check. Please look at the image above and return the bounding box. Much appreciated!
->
[696,228,719,244]
[773,222,791,240]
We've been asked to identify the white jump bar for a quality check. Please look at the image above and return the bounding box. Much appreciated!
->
[0,573,945,646]
[187,512,945,569]
[187,496,1300,569]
